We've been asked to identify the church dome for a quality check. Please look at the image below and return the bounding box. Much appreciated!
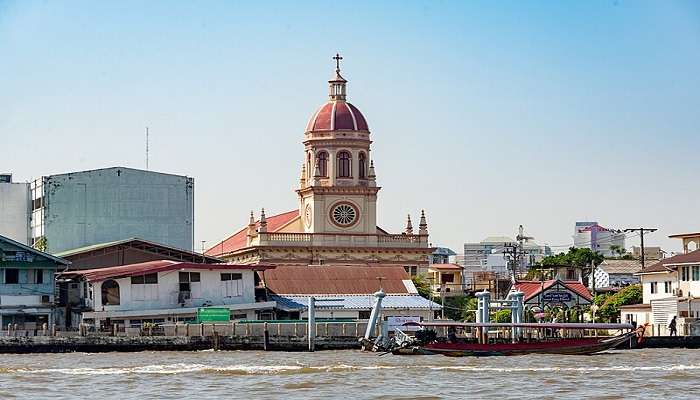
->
[305,101,369,132]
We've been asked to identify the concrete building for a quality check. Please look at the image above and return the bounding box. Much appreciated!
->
[622,232,700,335]
[573,221,625,258]
[261,265,441,323]
[0,233,70,330]
[206,57,433,273]
[60,260,275,329]
[53,238,222,328]
[459,236,551,283]
[429,247,457,265]
[631,246,664,261]
[0,174,30,245]
[428,263,465,297]
[30,167,194,254]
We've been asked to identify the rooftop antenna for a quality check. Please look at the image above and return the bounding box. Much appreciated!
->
[145,127,149,170]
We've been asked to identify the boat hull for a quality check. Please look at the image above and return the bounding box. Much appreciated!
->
[394,332,636,357]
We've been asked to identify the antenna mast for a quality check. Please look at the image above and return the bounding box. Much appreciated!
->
[146,127,149,170]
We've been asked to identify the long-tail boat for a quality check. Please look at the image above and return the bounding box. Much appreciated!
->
[387,322,646,357]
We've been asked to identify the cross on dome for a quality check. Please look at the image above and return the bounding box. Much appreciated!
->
[333,53,343,73]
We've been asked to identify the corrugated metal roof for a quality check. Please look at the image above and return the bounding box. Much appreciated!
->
[261,265,413,295]
[599,259,643,275]
[271,294,441,311]
[59,260,275,282]
[55,237,222,263]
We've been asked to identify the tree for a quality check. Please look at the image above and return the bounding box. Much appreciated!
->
[609,245,628,259]
[596,285,642,322]
[494,309,511,323]
[412,274,432,299]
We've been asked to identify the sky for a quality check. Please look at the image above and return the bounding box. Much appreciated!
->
[1,0,698,255]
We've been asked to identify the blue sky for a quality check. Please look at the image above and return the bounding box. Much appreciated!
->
[1,0,698,254]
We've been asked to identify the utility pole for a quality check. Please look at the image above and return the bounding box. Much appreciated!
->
[624,227,658,268]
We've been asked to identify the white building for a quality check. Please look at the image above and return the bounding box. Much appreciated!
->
[61,260,275,328]
[0,174,30,245]
[591,259,642,290]
[621,233,700,335]
[459,236,551,283]
[30,167,194,253]
[573,221,625,258]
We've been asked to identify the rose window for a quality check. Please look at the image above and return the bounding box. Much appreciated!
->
[332,203,357,226]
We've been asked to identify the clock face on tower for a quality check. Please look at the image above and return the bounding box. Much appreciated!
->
[330,202,359,227]
[304,204,312,228]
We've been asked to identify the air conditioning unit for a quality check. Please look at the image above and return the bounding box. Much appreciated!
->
[674,289,684,297]
[41,295,51,304]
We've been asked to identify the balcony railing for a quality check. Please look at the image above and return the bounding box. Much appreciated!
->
[252,232,428,249]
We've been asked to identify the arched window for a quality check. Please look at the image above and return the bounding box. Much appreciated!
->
[358,152,366,179]
[307,153,312,179]
[337,151,352,178]
[101,279,120,306]
[317,152,328,177]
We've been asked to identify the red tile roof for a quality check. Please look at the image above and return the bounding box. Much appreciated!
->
[429,263,463,271]
[59,260,274,282]
[205,210,299,256]
[260,265,412,295]
[640,249,700,273]
[306,101,369,132]
[513,280,593,302]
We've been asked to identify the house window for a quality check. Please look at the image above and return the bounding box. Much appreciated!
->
[650,282,658,294]
[681,266,690,281]
[337,151,351,178]
[131,273,158,301]
[441,273,454,284]
[566,269,576,280]
[358,311,371,319]
[221,272,243,297]
[404,266,418,276]
[317,152,328,177]
[693,266,700,281]
[131,273,158,284]
[5,269,18,284]
[664,281,672,293]
[35,269,44,284]
[101,279,120,305]
[358,152,366,179]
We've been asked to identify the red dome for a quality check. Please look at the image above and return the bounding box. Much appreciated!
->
[306,101,369,132]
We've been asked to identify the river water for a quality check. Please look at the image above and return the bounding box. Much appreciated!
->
[0,348,698,399]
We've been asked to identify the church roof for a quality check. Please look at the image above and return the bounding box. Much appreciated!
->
[306,101,369,132]
[205,210,299,257]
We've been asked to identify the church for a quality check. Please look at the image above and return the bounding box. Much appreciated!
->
[206,55,433,275]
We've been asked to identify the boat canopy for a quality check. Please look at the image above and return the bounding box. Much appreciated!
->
[404,322,635,330]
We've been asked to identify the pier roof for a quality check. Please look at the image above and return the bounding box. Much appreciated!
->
[513,279,593,302]
[272,294,441,311]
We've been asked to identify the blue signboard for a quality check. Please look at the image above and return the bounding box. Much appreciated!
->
[542,291,573,303]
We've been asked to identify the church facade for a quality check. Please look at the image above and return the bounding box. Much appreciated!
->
[206,56,433,274]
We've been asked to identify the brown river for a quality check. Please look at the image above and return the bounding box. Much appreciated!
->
[0,348,698,399]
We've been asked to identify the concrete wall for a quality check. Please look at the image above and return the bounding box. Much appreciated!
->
[90,268,256,311]
[0,181,30,245]
[34,167,194,253]
[641,272,678,304]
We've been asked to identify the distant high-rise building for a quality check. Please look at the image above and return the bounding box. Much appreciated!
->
[29,167,194,253]
[573,221,625,258]
[0,173,31,245]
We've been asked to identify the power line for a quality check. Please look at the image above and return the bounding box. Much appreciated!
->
[624,227,658,269]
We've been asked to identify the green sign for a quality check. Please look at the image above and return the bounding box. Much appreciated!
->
[197,307,230,323]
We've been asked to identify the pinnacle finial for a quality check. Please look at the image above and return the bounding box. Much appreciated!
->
[406,214,414,235]
[248,211,255,225]
[259,208,268,233]
[419,209,428,235]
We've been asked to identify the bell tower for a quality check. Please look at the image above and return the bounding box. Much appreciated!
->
[297,54,380,235]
